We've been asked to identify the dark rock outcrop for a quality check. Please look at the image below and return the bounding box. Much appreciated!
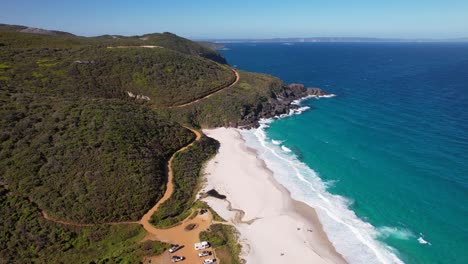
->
[238,83,330,128]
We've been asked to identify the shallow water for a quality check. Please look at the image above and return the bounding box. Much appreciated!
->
[222,42,468,264]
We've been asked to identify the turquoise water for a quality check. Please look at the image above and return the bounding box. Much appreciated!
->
[221,43,468,264]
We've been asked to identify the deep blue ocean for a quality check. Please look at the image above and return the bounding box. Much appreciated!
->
[220,43,468,264]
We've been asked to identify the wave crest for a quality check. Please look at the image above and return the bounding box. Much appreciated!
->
[271,139,282,145]
[281,145,292,152]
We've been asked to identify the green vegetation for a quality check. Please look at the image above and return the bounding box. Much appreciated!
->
[0,36,234,106]
[150,136,219,227]
[36,58,59,67]
[0,97,194,224]
[200,224,242,264]
[0,185,170,263]
[100,48,234,106]
[0,24,227,64]
[167,70,284,127]
[0,23,289,261]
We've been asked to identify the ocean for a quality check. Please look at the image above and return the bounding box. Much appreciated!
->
[220,42,468,264]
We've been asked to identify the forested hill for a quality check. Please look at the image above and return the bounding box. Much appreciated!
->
[0,24,317,262]
[0,23,227,64]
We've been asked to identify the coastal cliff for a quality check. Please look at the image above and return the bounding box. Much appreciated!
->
[168,69,330,129]
[238,83,329,127]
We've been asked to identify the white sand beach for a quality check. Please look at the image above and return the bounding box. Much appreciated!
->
[201,128,346,264]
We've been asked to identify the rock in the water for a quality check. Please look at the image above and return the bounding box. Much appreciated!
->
[237,83,330,128]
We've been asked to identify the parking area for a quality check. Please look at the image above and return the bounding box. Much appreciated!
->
[143,209,218,264]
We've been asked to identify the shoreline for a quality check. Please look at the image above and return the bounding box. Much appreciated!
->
[201,128,346,264]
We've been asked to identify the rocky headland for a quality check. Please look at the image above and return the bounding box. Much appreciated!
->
[239,83,329,127]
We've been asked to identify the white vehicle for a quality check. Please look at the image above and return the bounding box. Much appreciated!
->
[194,241,210,250]
[169,244,182,253]
[171,256,184,262]
[203,259,215,264]
[198,251,211,257]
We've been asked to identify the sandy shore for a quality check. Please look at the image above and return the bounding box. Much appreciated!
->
[201,128,346,264]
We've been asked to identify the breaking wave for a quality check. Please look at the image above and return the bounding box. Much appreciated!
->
[281,145,292,152]
[271,139,282,145]
[239,96,404,263]
[240,124,405,263]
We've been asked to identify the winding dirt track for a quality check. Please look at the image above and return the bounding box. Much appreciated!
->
[41,66,236,227]
[140,127,221,264]
[108,45,240,109]
[168,69,240,108]
[41,127,201,228]
[38,69,235,261]
[139,127,202,232]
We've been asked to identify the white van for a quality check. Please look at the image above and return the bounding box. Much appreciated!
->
[194,241,210,250]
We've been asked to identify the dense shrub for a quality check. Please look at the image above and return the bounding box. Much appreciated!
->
[0,95,194,223]
[150,136,219,227]
[0,25,274,261]
[166,70,284,127]
[0,185,170,263]
[0,36,234,106]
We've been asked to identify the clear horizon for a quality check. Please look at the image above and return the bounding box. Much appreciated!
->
[1,0,467,39]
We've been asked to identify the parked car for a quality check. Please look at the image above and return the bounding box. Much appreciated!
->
[171,256,184,262]
[202,259,215,264]
[195,241,210,250]
[198,251,211,257]
[169,245,182,253]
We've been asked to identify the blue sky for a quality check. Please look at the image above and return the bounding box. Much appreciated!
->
[1,0,467,39]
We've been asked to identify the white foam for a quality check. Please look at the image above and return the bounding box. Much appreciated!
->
[271,139,282,145]
[241,95,405,264]
[292,95,314,105]
[417,237,430,245]
[417,234,431,245]
[318,94,337,98]
[291,94,337,106]
[377,226,414,240]
[240,93,404,263]
[274,106,311,120]
[281,145,292,152]
[240,126,405,264]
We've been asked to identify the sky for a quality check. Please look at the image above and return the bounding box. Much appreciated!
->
[1,0,467,39]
